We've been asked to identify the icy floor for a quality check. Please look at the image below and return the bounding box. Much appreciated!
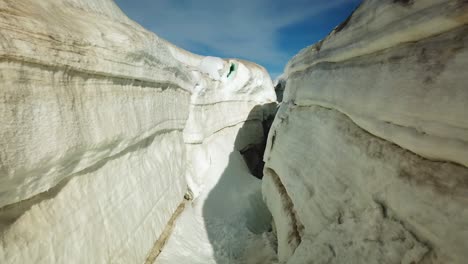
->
[155,127,277,264]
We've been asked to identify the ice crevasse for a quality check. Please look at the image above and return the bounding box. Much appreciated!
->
[0,0,468,263]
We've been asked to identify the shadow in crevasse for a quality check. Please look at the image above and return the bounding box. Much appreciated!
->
[201,104,279,264]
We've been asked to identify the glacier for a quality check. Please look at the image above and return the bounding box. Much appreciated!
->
[1,0,467,263]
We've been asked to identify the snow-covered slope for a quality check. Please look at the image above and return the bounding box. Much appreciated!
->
[264,0,468,263]
[0,0,275,263]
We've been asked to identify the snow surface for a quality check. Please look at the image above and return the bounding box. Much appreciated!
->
[156,122,277,264]
[198,56,227,80]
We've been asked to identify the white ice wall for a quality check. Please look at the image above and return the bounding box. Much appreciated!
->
[264,0,468,263]
[0,0,276,263]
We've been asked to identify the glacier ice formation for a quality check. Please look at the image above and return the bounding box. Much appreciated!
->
[1,0,467,263]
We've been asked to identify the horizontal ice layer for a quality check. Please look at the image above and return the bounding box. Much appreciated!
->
[265,105,468,263]
[287,26,468,167]
[285,1,468,167]
[264,0,468,263]
[0,60,189,208]
[0,131,187,263]
[286,0,468,75]
[184,58,276,144]
[0,0,193,208]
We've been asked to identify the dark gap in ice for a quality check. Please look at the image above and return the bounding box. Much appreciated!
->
[240,108,276,179]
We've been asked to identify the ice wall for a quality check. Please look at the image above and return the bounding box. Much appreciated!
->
[263,0,468,263]
[154,58,277,264]
[0,0,275,263]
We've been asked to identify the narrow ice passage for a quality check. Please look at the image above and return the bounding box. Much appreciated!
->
[155,115,277,264]
[2,1,468,263]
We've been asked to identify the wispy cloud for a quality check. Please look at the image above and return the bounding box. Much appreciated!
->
[115,0,359,76]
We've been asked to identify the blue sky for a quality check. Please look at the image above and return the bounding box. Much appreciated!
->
[114,0,361,78]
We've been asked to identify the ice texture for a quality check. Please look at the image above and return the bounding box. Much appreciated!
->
[0,0,276,263]
[263,0,468,263]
